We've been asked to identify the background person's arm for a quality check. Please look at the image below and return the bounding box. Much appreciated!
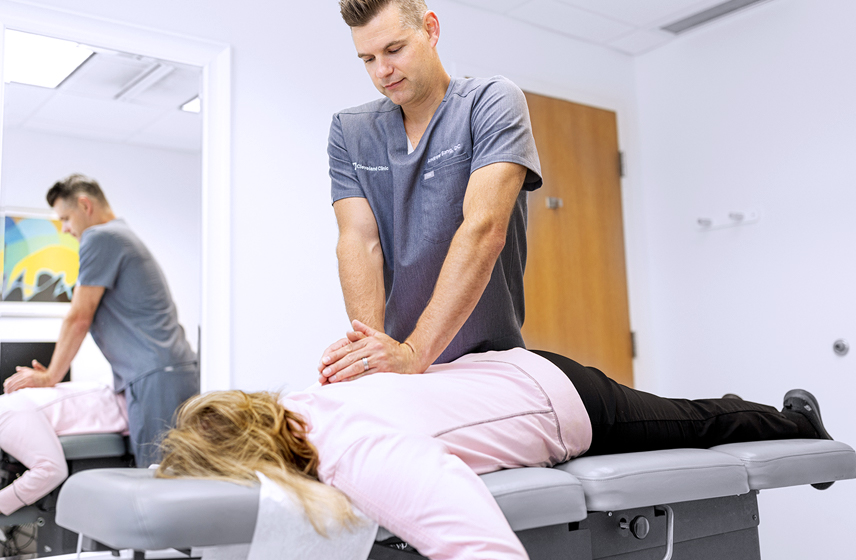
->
[4,285,104,392]
[320,161,526,382]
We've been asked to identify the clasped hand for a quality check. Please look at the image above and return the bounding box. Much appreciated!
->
[318,320,421,384]
[3,360,52,393]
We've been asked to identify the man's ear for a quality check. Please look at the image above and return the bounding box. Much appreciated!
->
[424,10,440,47]
[78,194,94,215]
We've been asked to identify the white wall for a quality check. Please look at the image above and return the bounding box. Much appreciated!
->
[0,127,201,381]
[634,1,856,557]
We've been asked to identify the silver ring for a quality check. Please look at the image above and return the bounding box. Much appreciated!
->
[362,357,369,372]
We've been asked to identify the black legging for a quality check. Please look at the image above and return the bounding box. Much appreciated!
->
[531,350,817,456]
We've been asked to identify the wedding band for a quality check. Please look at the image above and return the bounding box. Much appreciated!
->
[362,357,370,371]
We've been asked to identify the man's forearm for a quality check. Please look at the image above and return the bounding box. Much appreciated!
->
[46,312,92,383]
[338,234,386,332]
[405,217,506,369]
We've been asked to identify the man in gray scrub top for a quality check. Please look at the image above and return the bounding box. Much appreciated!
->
[319,0,542,384]
[3,174,198,466]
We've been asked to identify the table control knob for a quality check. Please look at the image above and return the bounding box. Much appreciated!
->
[631,516,650,539]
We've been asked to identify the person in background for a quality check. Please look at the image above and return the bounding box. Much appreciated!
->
[4,174,198,467]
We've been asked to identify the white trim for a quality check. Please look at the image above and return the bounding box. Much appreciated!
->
[200,45,232,392]
[0,302,69,317]
[1,205,56,219]
[0,1,232,391]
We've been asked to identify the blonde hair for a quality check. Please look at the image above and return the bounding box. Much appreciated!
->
[156,390,360,535]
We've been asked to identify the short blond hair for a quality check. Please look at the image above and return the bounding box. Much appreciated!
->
[339,0,428,30]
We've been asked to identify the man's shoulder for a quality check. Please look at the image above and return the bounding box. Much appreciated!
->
[447,75,521,102]
[80,220,137,251]
[334,96,398,119]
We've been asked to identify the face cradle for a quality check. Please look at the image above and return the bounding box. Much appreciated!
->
[352,4,435,109]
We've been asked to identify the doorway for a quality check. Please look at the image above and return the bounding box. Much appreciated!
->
[522,91,633,387]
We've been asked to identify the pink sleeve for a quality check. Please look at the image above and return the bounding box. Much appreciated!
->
[0,406,68,515]
[326,433,528,560]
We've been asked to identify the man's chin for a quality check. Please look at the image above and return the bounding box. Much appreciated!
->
[384,91,410,107]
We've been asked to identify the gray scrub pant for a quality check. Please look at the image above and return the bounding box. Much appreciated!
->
[125,362,199,467]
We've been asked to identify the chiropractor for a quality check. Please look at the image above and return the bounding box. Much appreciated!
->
[3,174,198,466]
[319,0,542,383]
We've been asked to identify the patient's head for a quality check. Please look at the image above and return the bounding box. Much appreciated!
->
[157,390,358,534]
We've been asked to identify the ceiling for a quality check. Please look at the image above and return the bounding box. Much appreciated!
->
[2,1,770,152]
[3,46,202,153]
[444,0,772,55]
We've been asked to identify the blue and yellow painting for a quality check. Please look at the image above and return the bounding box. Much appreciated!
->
[1,216,79,303]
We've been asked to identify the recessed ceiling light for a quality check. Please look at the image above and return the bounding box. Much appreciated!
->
[181,96,201,113]
[3,30,94,88]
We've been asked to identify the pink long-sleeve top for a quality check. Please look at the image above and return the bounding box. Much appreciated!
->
[282,348,592,560]
[0,382,128,515]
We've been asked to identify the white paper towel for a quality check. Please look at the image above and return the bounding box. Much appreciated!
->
[246,472,378,560]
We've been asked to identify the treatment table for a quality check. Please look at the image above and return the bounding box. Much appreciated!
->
[55,437,855,560]
[0,433,134,556]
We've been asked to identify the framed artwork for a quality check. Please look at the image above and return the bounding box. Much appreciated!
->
[1,210,79,305]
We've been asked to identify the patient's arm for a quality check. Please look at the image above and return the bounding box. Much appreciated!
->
[4,285,104,392]
[0,398,68,514]
[328,433,527,560]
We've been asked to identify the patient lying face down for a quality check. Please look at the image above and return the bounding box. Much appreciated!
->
[154,348,832,560]
[156,390,360,535]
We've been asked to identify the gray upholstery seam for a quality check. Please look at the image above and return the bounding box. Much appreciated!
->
[719,449,854,465]
[492,485,579,498]
[130,476,154,549]
[572,463,741,482]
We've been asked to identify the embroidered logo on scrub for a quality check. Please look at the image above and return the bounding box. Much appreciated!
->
[353,163,389,172]
[424,143,463,180]
[426,144,463,166]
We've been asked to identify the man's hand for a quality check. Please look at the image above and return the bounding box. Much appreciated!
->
[318,320,423,384]
[317,333,364,377]
[4,360,54,393]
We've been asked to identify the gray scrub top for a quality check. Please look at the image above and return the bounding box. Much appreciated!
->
[328,76,542,363]
[77,219,196,390]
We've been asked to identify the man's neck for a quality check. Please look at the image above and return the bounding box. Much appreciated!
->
[90,209,117,228]
[402,71,451,145]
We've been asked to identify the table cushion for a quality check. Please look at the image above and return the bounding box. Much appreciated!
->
[57,466,587,549]
[711,439,856,490]
[479,467,586,531]
[555,448,749,511]
[59,433,127,460]
[56,469,260,550]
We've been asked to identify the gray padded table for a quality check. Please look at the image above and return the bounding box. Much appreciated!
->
[55,439,856,560]
[56,466,587,552]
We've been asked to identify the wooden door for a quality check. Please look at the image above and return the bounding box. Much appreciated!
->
[522,91,633,387]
